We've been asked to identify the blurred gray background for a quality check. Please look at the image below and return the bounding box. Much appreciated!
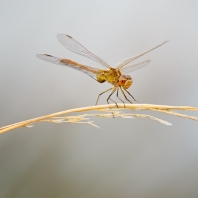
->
[1,0,198,197]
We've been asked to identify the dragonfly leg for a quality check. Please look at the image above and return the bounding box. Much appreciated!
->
[107,88,118,107]
[123,87,139,103]
[95,87,113,105]
[117,88,125,107]
[120,87,133,104]
[109,98,118,108]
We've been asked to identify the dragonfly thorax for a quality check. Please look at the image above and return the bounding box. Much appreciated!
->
[96,69,132,89]
[96,68,121,84]
[119,75,133,89]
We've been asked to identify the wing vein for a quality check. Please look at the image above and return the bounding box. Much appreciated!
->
[57,34,111,69]
[116,41,168,69]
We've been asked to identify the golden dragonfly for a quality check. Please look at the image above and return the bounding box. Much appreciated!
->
[37,34,167,106]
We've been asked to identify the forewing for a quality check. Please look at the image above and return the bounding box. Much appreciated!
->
[36,54,102,81]
[116,41,168,69]
[57,34,111,69]
[120,60,150,74]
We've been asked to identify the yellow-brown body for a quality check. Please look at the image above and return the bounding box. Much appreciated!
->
[96,68,133,89]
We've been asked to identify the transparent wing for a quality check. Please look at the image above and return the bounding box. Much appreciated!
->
[57,34,111,69]
[116,41,168,69]
[36,54,102,81]
[120,60,150,74]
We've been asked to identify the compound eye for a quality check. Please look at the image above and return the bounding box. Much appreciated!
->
[120,79,126,85]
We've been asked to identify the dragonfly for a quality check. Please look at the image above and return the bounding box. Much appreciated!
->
[36,34,168,106]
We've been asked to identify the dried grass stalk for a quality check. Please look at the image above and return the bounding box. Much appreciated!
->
[0,104,198,134]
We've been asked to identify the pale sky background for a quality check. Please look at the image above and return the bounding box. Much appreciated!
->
[0,0,198,197]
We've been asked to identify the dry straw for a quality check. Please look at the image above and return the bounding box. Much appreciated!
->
[1,104,198,134]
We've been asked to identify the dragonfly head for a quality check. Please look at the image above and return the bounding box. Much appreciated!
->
[119,75,133,89]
